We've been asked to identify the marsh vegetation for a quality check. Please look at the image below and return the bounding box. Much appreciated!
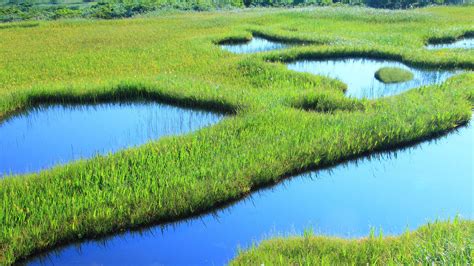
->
[0,5,473,265]
[0,102,223,176]
[427,37,474,50]
[286,58,458,99]
[232,219,474,265]
[24,117,473,265]
[375,67,414,83]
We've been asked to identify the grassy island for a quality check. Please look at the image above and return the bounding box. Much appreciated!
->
[375,67,415,83]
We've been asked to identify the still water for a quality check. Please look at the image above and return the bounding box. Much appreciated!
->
[0,102,223,176]
[287,58,459,99]
[27,118,473,265]
[426,38,474,50]
[220,37,290,54]
[220,38,461,99]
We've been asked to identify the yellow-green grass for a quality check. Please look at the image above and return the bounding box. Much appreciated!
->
[231,218,474,265]
[0,6,473,265]
[375,67,414,83]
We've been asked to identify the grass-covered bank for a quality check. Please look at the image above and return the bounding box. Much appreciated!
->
[0,6,473,264]
[231,219,474,265]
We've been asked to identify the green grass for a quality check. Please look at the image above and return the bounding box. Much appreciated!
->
[231,218,474,265]
[375,67,414,83]
[0,6,473,265]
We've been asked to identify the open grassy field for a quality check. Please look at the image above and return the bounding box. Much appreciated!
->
[0,6,473,264]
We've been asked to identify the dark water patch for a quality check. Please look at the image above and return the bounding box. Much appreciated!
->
[25,117,473,265]
[0,102,224,176]
[220,37,291,54]
[287,58,459,99]
[426,38,474,50]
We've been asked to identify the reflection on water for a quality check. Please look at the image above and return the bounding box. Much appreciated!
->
[0,102,224,176]
[27,118,473,265]
[426,38,474,50]
[287,58,459,99]
[220,37,290,54]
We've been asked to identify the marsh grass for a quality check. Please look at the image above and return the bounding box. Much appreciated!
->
[427,30,474,45]
[375,67,414,83]
[0,6,473,265]
[231,218,474,265]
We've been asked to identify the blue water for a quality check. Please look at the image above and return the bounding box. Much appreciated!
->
[427,38,474,50]
[27,118,473,265]
[287,58,459,99]
[219,38,460,99]
[220,37,290,54]
[0,102,224,176]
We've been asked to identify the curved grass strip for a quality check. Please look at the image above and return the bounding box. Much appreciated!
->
[21,126,473,264]
[427,38,474,50]
[3,75,473,265]
[0,6,473,264]
[375,67,414,83]
[261,45,474,69]
[249,30,321,45]
[0,102,224,176]
[231,218,474,265]
[426,30,474,46]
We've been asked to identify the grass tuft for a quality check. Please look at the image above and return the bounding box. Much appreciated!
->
[375,67,414,84]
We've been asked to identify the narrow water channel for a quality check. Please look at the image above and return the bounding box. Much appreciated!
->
[0,102,224,176]
[287,58,458,99]
[26,117,473,265]
[426,38,474,50]
[220,37,291,54]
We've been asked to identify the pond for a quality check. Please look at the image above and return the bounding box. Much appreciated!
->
[220,37,290,54]
[0,102,224,176]
[426,38,474,50]
[26,117,473,265]
[220,38,461,99]
[287,58,459,99]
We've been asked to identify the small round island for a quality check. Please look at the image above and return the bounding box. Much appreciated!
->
[374,67,414,84]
